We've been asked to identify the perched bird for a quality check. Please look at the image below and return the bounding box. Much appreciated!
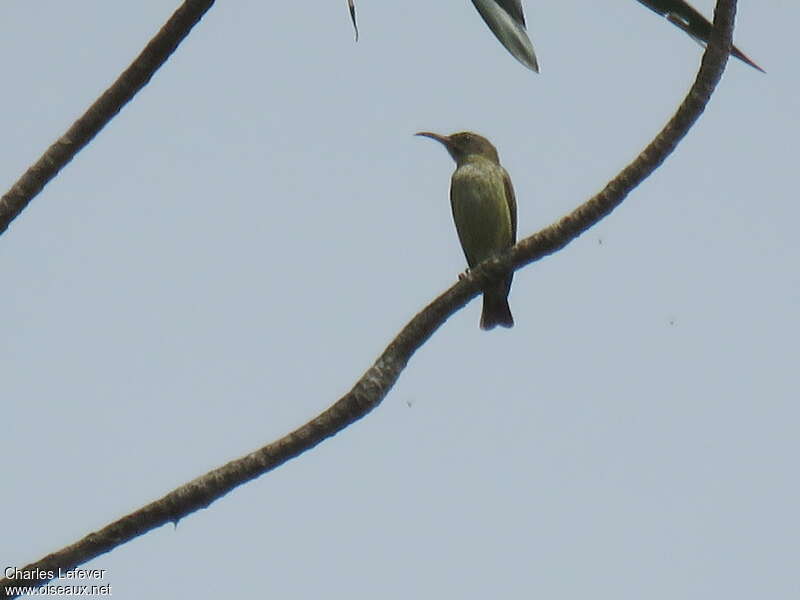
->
[470,0,539,72]
[636,0,764,72]
[416,131,517,330]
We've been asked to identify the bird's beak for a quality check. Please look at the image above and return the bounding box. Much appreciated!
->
[416,131,459,162]
[415,131,450,147]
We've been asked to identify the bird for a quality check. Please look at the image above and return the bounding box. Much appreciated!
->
[636,0,764,72]
[416,131,517,330]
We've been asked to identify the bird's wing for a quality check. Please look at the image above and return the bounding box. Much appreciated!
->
[502,168,517,245]
[635,0,764,72]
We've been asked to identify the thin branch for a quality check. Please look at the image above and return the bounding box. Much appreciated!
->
[1,0,737,596]
[0,0,215,236]
[504,0,735,274]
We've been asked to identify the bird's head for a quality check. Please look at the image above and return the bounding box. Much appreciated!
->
[416,131,500,165]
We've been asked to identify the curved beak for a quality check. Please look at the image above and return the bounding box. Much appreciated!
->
[416,131,459,163]
[415,131,450,147]
[414,131,450,146]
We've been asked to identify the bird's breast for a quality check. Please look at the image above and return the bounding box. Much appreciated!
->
[450,160,513,267]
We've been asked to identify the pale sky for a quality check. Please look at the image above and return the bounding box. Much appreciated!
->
[2,1,798,598]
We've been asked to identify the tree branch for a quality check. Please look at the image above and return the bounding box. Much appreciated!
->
[1,0,737,596]
[0,0,215,236]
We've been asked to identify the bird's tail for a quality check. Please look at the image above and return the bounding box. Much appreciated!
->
[480,282,514,330]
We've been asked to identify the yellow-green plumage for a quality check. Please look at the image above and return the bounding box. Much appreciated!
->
[417,131,517,330]
[451,157,514,267]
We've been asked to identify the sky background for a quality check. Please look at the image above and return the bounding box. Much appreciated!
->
[1,1,797,598]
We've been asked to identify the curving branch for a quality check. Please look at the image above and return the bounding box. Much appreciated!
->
[1,0,738,596]
[0,0,215,236]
